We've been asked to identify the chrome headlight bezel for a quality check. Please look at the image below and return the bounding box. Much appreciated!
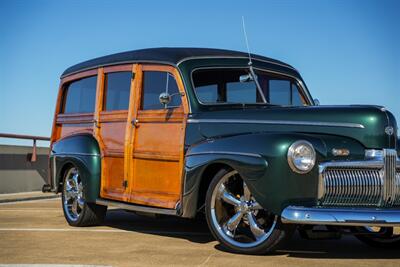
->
[287,140,316,174]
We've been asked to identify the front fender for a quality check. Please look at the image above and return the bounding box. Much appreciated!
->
[50,134,101,203]
[183,132,329,215]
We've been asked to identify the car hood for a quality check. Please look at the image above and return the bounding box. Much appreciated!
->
[188,105,397,149]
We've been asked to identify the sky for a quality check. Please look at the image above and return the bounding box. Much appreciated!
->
[0,0,399,146]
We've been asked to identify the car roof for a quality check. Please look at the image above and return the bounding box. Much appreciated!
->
[61,47,295,78]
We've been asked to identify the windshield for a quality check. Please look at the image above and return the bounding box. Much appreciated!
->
[192,68,309,106]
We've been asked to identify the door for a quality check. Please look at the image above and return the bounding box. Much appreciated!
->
[127,64,188,209]
[96,65,135,202]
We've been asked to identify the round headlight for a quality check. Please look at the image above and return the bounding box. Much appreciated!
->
[287,140,316,174]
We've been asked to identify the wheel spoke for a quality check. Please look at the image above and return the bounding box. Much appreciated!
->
[77,197,85,210]
[247,212,265,240]
[250,201,263,210]
[219,183,241,207]
[72,173,79,188]
[226,211,243,232]
[64,188,75,201]
[71,199,78,216]
[243,181,251,202]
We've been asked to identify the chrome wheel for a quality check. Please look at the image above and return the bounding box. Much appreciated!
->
[210,170,278,248]
[63,167,85,222]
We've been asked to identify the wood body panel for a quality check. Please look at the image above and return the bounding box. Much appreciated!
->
[96,66,134,202]
[127,64,188,209]
[52,63,188,210]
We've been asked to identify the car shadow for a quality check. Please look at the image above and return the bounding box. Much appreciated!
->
[104,209,400,259]
[104,208,213,244]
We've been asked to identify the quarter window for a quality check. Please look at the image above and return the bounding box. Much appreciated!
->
[63,76,97,113]
[104,72,132,111]
[141,71,181,110]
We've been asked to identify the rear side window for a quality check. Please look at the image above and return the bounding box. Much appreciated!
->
[104,72,132,111]
[141,71,181,110]
[63,76,97,113]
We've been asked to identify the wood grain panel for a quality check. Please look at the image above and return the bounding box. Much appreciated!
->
[101,157,130,201]
[129,158,181,208]
[127,64,188,208]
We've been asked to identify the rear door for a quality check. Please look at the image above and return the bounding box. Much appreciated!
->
[96,65,135,202]
[127,64,188,209]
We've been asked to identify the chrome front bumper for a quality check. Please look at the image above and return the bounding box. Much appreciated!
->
[281,206,400,227]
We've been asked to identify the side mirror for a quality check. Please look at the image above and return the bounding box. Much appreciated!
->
[314,98,320,106]
[159,92,171,107]
[239,74,253,83]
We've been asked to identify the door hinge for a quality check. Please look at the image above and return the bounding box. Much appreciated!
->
[122,180,128,188]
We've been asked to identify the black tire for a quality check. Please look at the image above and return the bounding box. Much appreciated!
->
[205,168,294,254]
[354,227,400,249]
[61,165,107,227]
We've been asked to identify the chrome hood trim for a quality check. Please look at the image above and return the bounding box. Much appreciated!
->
[187,119,365,129]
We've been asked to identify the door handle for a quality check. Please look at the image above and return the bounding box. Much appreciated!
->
[131,119,139,127]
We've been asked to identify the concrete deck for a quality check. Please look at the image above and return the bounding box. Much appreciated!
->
[0,198,399,267]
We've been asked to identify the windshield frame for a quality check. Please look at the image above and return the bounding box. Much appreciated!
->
[190,66,313,107]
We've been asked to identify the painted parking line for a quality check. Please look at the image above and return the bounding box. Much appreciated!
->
[0,209,60,212]
[0,227,210,236]
[0,265,112,267]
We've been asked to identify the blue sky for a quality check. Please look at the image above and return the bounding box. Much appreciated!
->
[0,0,399,146]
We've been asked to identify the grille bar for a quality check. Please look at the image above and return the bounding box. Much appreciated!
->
[319,149,400,207]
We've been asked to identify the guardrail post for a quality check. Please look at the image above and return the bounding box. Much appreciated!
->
[31,139,37,162]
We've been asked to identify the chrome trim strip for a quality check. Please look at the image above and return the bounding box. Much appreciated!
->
[187,119,365,129]
[186,151,264,159]
[281,206,400,227]
[96,199,178,216]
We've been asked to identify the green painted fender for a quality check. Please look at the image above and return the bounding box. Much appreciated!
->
[50,134,101,203]
[182,132,366,216]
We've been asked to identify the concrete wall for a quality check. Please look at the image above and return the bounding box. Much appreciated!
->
[0,145,49,193]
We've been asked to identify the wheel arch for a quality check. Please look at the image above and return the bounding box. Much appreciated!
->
[51,134,101,203]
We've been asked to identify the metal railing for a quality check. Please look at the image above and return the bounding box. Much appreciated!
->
[0,133,50,162]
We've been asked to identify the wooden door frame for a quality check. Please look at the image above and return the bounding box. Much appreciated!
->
[94,64,137,202]
[127,64,189,208]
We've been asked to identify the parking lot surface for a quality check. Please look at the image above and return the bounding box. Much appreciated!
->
[0,198,399,267]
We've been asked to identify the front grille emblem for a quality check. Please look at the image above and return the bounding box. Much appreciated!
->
[385,126,394,136]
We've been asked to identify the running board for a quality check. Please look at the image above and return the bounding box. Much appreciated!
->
[95,199,178,216]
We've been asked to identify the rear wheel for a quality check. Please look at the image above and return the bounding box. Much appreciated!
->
[62,166,107,226]
[205,168,293,254]
[354,226,400,248]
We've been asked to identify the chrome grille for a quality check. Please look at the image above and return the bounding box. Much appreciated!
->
[318,149,400,207]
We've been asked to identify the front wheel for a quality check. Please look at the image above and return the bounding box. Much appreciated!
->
[62,166,107,226]
[205,168,294,254]
[354,227,400,248]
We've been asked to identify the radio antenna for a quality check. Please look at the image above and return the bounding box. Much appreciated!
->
[242,16,253,66]
[241,16,267,103]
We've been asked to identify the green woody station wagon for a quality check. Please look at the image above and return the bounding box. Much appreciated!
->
[46,48,400,254]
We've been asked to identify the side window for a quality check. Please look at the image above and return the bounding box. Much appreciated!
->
[63,76,97,113]
[104,72,132,111]
[141,71,181,110]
